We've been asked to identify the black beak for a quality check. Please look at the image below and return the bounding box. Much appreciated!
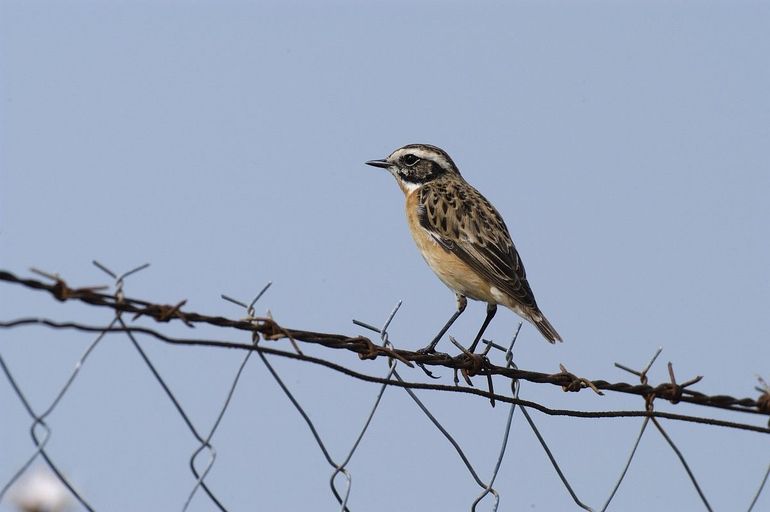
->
[365,159,390,169]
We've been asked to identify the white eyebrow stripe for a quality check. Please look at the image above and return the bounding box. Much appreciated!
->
[390,147,452,170]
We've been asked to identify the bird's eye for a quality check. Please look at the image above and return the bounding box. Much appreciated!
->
[403,154,419,166]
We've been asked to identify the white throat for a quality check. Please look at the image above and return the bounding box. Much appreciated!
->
[389,170,422,194]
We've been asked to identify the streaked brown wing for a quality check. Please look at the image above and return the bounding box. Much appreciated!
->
[417,181,539,310]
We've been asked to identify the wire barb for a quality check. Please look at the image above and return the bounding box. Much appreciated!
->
[2,269,770,511]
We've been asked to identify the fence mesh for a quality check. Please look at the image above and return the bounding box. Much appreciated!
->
[1,264,768,512]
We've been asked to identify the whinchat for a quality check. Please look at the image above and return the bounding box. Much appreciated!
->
[366,144,562,353]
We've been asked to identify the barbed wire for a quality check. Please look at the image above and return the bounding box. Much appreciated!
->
[1,266,769,511]
[1,270,767,424]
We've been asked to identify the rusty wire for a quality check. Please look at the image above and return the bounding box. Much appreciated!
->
[355,308,505,510]
[615,350,714,511]
[1,267,770,512]
[1,270,767,421]
[2,317,769,435]
[180,281,273,511]
[222,294,404,511]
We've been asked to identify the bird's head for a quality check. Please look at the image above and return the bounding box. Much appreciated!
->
[366,144,460,193]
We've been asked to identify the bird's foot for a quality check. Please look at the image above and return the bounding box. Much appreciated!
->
[417,363,440,379]
[414,346,447,379]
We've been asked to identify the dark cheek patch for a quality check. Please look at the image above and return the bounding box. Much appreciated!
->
[399,160,442,184]
[398,169,414,182]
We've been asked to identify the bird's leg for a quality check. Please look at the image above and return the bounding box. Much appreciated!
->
[468,303,498,353]
[418,294,467,353]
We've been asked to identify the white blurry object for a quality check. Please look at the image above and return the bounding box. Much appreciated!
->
[10,468,72,512]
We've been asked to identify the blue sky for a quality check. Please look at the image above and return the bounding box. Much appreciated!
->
[1,1,769,511]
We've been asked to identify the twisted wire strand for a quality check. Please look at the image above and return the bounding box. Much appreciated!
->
[1,270,766,418]
[2,268,770,512]
[2,318,769,435]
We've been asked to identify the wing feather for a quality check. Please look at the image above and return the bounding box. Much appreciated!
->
[417,181,539,311]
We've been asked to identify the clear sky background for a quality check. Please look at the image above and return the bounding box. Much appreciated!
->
[1,1,769,511]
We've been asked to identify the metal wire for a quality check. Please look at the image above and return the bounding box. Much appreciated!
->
[356,329,479,485]
[256,349,355,510]
[92,262,229,512]
[481,332,593,512]
[0,311,118,512]
[3,316,768,434]
[615,350,713,511]
[651,417,713,511]
[599,417,650,512]
[253,300,410,512]
[471,324,523,512]
[327,301,404,509]
[2,268,769,512]
[3,269,765,418]
[224,285,375,511]
[182,282,273,511]
[0,354,93,511]
[355,307,517,510]
[747,462,770,512]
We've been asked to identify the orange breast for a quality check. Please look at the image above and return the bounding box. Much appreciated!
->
[404,190,497,303]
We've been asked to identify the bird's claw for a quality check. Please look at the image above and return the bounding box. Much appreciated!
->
[414,347,447,379]
[417,362,440,379]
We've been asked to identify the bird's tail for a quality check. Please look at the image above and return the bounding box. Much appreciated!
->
[530,312,562,343]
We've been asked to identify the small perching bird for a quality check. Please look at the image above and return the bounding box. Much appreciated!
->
[366,143,562,354]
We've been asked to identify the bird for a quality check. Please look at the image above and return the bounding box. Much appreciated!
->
[365,143,562,354]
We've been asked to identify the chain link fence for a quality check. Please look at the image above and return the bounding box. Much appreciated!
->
[1,264,769,511]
